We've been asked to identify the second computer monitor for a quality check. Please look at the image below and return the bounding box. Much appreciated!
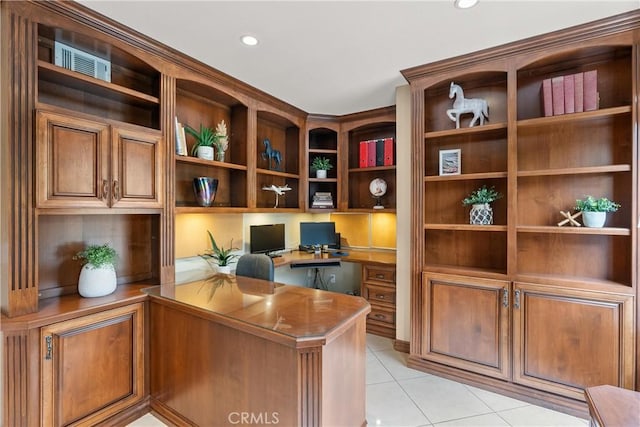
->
[300,221,336,247]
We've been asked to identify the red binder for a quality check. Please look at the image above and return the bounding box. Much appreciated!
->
[542,78,553,117]
[563,74,575,114]
[383,138,394,166]
[551,76,565,115]
[573,72,584,113]
[584,69,598,111]
[359,141,368,168]
[367,140,376,167]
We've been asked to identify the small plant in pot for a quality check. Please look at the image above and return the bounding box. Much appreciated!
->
[575,195,620,228]
[462,185,503,225]
[73,243,118,298]
[311,156,333,179]
[184,124,222,161]
[200,230,240,274]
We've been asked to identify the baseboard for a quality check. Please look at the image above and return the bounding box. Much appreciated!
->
[150,397,196,426]
[96,397,151,427]
[393,339,410,353]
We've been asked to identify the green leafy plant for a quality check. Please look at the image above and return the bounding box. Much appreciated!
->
[200,230,239,267]
[462,185,503,206]
[311,156,333,171]
[73,243,118,268]
[575,196,620,212]
[184,124,222,156]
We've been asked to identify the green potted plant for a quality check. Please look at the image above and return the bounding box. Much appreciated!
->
[200,230,240,274]
[73,243,118,297]
[311,156,333,179]
[575,195,620,227]
[462,185,503,225]
[184,124,222,160]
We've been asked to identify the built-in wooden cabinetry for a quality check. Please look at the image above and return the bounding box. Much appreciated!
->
[306,116,340,211]
[404,12,639,416]
[362,264,397,338]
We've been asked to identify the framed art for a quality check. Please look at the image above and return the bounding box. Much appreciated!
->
[439,149,461,175]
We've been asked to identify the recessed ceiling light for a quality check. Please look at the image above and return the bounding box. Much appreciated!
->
[454,0,479,9]
[241,35,259,46]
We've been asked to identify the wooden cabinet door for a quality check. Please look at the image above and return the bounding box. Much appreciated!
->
[36,110,110,208]
[111,126,163,208]
[513,282,635,401]
[41,303,145,426]
[422,272,510,380]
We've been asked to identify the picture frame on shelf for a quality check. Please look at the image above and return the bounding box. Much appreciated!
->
[439,149,461,176]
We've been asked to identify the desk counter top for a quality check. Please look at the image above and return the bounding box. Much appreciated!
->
[144,275,371,347]
[273,248,396,268]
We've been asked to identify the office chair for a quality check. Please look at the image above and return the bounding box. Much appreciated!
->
[236,254,275,281]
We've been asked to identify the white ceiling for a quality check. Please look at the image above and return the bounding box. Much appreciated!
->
[79,0,639,116]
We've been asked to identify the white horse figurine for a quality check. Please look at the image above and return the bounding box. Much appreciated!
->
[446,82,488,128]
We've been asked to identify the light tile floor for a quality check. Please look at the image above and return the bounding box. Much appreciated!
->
[128,334,589,427]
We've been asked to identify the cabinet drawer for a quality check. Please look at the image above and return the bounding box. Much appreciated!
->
[365,284,396,305]
[364,266,396,284]
[368,306,395,326]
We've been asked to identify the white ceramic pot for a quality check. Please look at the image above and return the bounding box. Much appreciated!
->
[197,146,214,160]
[78,263,117,298]
[582,211,607,228]
[217,265,232,275]
[316,169,327,179]
[469,203,493,225]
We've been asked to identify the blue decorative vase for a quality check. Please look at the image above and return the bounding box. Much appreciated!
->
[193,177,218,207]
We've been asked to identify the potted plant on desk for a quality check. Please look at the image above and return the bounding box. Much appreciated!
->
[200,230,239,274]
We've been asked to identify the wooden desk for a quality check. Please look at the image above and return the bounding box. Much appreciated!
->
[585,385,640,427]
[273,248,396,268]
[145,275,370,426]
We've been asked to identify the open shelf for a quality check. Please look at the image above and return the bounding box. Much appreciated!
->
[517,225,630,236]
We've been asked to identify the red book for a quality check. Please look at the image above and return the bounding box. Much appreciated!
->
[359,141,368,168]
[551,76,565,115]
[367,140,376,167]
[563,74,575,114]
[573,72,584,113]
[584,69,598,111]
[383,137,394,166]
[541,78,553,117]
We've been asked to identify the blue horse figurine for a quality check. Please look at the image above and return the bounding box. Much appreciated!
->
[262,139,282,171]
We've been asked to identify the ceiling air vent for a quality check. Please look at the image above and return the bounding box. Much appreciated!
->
[54,41,111,83]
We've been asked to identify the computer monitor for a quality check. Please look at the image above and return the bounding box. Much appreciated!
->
[300,222,336,248]
[250,224,285,257]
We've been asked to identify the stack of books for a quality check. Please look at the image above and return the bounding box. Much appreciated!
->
[541,70,598,117]
[311,192,334,209]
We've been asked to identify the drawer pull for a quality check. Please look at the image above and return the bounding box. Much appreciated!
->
[376,294,386,300]
[375,274,385,279]
[374,314,386,319]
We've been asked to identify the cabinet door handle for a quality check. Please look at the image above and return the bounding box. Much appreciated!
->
[502,288,509,308]
[102,179,109,200]
[44,335,53,360]
[514,289,521,309]
[112,180,120,201]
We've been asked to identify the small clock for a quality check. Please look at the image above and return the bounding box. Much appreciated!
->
[369,178,387,209]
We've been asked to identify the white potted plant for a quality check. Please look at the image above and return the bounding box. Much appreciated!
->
[311,156,333,179]
[200,230,239,274]
[184,124,221,161]
[575,195,620,227]
[73,243,118,297]
[462,185,503,225]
